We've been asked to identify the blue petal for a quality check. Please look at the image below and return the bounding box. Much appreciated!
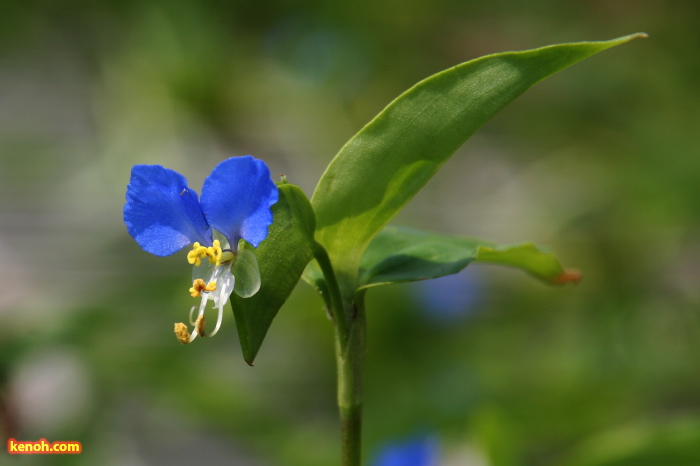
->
[200,156,279,248]
[124,165,212,256]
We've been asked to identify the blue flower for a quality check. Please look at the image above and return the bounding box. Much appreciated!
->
[124,155,278,343]
[372,435,439,466]
[414,268,481,325]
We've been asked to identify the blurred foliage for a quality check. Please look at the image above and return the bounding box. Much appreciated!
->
[1,0,698,465]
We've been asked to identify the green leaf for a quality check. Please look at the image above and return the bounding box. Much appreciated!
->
[359,226,580,289]
[308,33,645,296]
[474,243,578,283]
[359,227,492,289]
[230,183,316,365]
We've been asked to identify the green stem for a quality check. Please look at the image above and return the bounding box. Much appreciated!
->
[313,242,366,465]
[337,291,365,466]
[313,242,350,346]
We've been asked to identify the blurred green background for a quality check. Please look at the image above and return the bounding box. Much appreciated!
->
[1,0,698,464]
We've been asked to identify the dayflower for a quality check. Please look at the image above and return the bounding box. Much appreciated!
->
[123,155,278,344]
[372,435,439,466]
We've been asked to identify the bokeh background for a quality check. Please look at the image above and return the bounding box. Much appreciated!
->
[1,0,698,465]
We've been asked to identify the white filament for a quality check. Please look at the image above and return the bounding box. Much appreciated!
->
[186,262,235,341]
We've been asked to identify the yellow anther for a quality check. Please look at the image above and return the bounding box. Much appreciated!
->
[174,322,191,344]
[187,242,211,266]
[208,239,224,265]
[189,278,217,297]
[187,239,234,267]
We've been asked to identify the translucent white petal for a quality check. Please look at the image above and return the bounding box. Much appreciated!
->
[213,266,235,307]
[232,248,261,298]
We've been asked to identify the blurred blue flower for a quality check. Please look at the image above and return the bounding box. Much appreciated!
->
[372,435,439,466]
[414,268,482,324]
[123,155,278,343]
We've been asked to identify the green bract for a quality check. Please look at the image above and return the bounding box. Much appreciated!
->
[230,183,316,364]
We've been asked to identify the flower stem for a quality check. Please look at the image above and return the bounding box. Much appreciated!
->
[313,243,366,465]
[337,291,365,466]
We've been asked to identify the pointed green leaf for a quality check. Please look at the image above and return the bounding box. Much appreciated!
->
[309,34,644,295]
[359,227,492,288]
[359,226,580,289]
[230,183,316,364]
[474,243,579,283]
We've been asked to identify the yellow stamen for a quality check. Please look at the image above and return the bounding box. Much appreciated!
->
[219,250,234,265]
[186,240,233,267]
[187,242,210,266]
[194,314,206,337]
[209,239,233,266]
[174,322,191,344]
[189,278,217,298]
[209,239,222,265]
